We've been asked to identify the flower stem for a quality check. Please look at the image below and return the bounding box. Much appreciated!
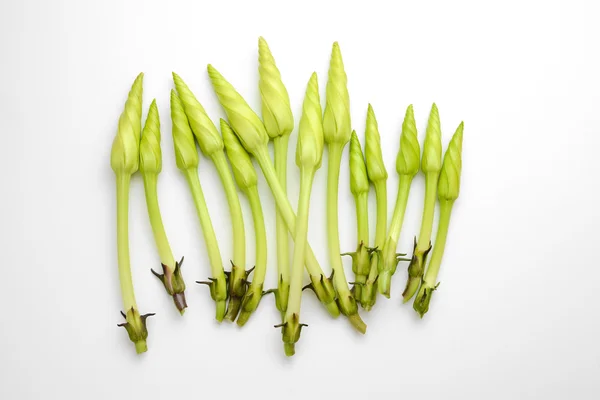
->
[237,185,267,326]
[424,200,453,284]
[184,168,228,321]
[282,169,314,356]
[254,147,340,317]
[403,171,438,301]
[273,134,290,314]
[327,143,366,333]
[350,191,369,300]
[211,151,246,321]
[413,199,454,317]
[117,173,137,312]
[142,173,175,268]
[379,176,413,297]
[355,192,369,245]
[143,172,188,314]
[362,179,386,309]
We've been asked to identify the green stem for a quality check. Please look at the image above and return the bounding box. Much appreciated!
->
[417,172,439,252]
[387,177,413,247]
[355,192,369,245]
[327,143,365,332]
[282,168,314,356]
[212,151,246,320]
[274,134,290,312]
[246,185,267,286]
[350,191,369,303]
[402,171,438,301]
[184,168,227,320]
[379,176,413,296]
[255,147,322,276]
[184,169,224,278]
[236,184,268,326]
[423,200,454,285]
[142,173,175,269]
[116,173,136,311]
[212,151,246,270]
[326,143,346,285]
[413,199,454,318]
[373,180,387,247]
[362,179,387,309]
[254,146,340,317]
[286,169,314,317]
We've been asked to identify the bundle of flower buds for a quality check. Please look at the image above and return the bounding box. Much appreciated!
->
[109,38,464,356]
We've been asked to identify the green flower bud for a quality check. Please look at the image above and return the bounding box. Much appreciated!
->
[221,118,257,191]
[258,37,294,139]
[365,104,387,182]
[207,64,268,154]
[438,122,464,201]
[170,90,199,171]
[349,130,369,196]
[323,42,351,145]
[110,73,143,174]
[396,104,420,176]
[139,99,162,174]
[172,72,223,157]
[421,103,442,173]
[296,72,324,169]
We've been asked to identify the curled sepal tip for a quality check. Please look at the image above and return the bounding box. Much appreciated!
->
[279,313,308,357]
[396,104,420,176]
[402,239,432,302]
[266,274,290,314]
[118,307,154,354]
[413,282,440,318]
[196,276,228,322]
[336,291,366,333]
[151,257,187,314]
[236,283,264,327]
[111,73,144,175]
[224,262,254,322]
[303,273,340,318]
[258,37,294,139]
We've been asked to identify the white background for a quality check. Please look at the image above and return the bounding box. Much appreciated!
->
[1,0,599,399]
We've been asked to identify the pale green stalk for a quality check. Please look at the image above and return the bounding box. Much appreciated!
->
[140,100,186,314]
[414,122,463,317]
[110,73,153,354]
[323,43,366,332]
[170,90,227,321]
[258,37,294,314]
[403,103,442,302]
[221,119,267,327]
[207,64,340,318]
[172,73,246,321]
[273,135,290,313]
[362,104,388,310]
[379,105,420,297]
[281,73,323,356]
[342,131,371,303]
